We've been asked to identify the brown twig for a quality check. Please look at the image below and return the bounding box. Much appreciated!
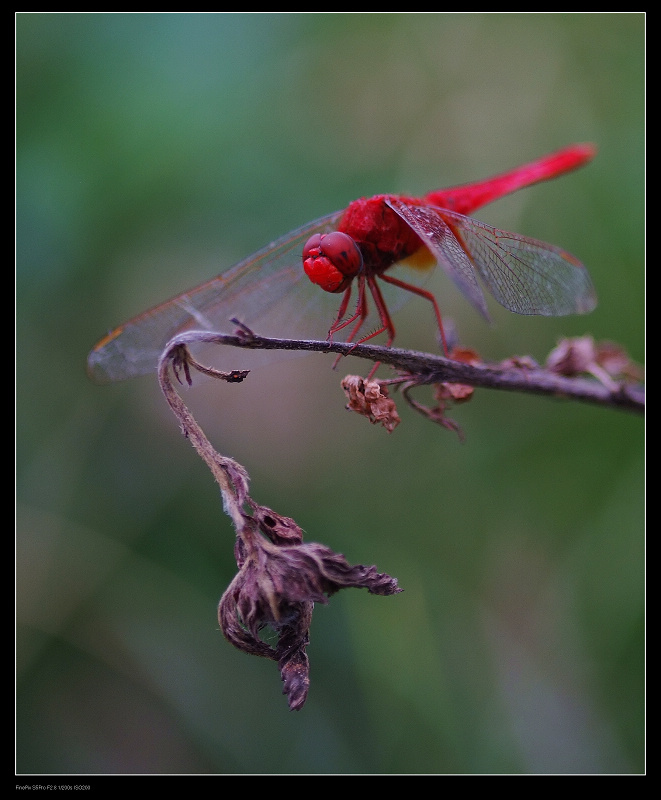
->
[158,329,645,415]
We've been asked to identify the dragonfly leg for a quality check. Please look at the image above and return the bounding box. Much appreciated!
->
[378,273,449,356]
[327,278,371,369]
[333,276,400,378]
[330,276,394,380]
[328,285,353,341]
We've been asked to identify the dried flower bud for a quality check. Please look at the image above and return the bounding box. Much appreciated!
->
[434,346,481,406]
[341,375,401,432]
[546,335,597,376]
[547,336,644,389]
[219,508,402,710]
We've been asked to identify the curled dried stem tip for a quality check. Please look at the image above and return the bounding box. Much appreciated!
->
[158,338,402,710]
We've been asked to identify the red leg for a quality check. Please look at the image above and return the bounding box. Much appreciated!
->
[378,273,449,356]
[349,277,396,380]
[358,276,395,346]
[329,276,370,342]
[331,277,399,378]
[330,275,397,348]
[329,276,394,377]
[327,276,372,369]
[336,275,395,349]
[327,285,353,339]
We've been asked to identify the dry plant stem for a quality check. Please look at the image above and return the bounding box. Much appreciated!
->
[157,341,403,711]
[158,346,249,532]
[161,330,645,415]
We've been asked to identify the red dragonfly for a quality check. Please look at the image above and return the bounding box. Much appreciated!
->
[88,144,597,383]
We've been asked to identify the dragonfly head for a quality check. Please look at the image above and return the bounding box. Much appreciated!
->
[303,232,363,294]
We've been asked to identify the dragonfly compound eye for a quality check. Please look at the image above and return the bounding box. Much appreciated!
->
[302,233,323,260]
[302,232,362,294]
[316,232,363,278]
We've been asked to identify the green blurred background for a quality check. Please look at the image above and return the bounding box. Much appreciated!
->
[16,13,644,774]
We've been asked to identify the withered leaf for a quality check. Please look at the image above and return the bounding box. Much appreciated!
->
[219,515,402,710]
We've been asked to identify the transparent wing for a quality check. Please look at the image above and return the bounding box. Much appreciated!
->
[437,208,597,316]
[88,211,344,382]
[387,198,596,319]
